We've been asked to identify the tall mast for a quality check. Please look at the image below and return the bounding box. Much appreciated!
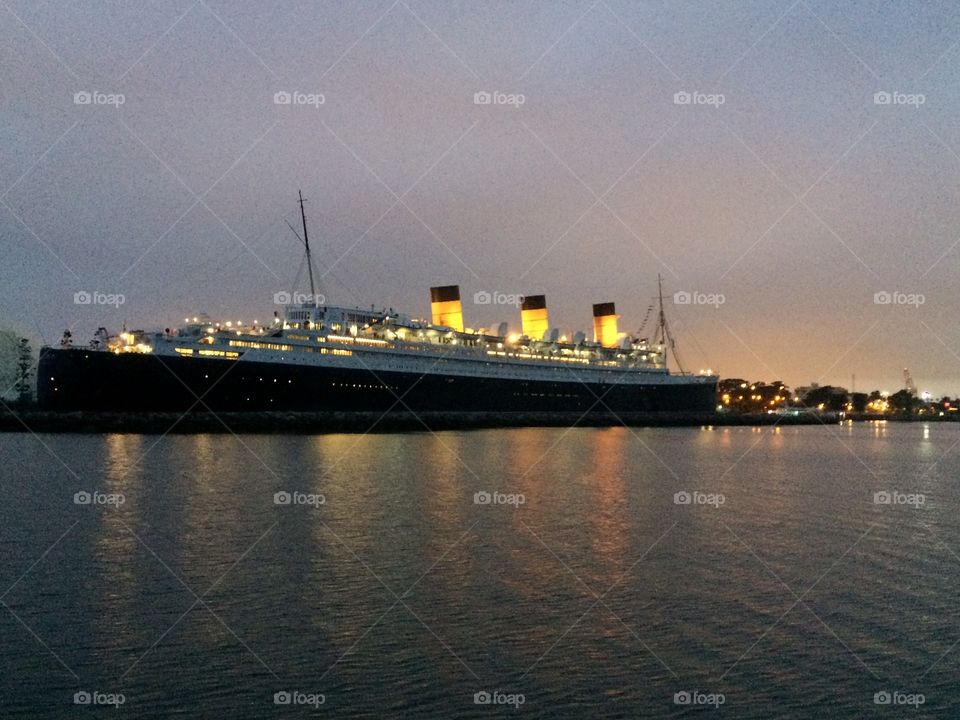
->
[656,274,667,346]
[655,274,686,373]
[299,189,317,305]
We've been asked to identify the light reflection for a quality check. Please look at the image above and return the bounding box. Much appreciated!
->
[718,427,732,449]
[97,434,144,654]
[500,429,561,601]
[768,425,784,450]
[104,433,143,491]
[421,432,466,534]
[508,427,550,512]
[308,433,372,527]
[584,428,629,568]
[307,434,382,561]
[174,435,271,644]
[918,423,935,459]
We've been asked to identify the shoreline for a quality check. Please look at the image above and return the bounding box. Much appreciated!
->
[0,409,953,434]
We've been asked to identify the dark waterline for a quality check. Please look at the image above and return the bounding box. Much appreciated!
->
[1,424,958,718]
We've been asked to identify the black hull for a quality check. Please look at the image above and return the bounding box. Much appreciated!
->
[37,348,717,413]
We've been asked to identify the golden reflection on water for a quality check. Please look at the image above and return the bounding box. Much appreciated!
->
[308,433,374,528]
[918,423,936,460]
[304,432,481,667]
[421,432,467,534]
[499,428,634,618]
[506,426,579,536]
[506,427,568,525]
[165,435,277,645]
[305,434,387,650]
[102,432,142,492]
[717,427,732,449]
[99,434,144,653]
[584,428,629,566]
[768,425,784,451]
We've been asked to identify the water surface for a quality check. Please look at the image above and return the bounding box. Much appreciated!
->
[1,423,958,718]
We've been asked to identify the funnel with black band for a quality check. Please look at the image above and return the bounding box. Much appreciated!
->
[430,285,464,332]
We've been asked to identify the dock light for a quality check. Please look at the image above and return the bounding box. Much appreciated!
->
[193,317,198,322]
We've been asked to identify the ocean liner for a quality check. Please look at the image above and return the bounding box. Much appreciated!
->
[37,193,717,413]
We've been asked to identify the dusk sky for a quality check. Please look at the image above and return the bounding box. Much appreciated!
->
[2,0,959,395]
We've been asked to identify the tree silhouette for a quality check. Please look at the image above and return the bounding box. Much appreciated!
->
[15,337,32,406]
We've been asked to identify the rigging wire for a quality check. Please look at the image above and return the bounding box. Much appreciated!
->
[635,303,655,336]
[281,203,364,305]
